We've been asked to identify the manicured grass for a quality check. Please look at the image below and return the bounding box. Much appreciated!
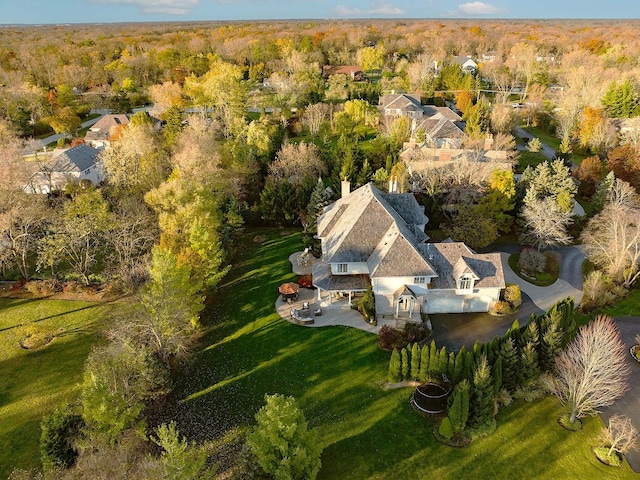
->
[0,298,112,478]
[161,228,636,478]
[600,287,640,318]
[508,252,559,287]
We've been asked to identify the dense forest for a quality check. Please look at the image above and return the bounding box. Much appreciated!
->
[1,18,640,479]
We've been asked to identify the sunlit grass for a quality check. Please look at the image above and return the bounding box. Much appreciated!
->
[0,298,111,478]
[163,227,637,478]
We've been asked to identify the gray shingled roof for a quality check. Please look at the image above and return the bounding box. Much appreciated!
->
[418,243,504,289]
[318,184,430,265]
[316,182,504,290]
[415,117,464,140]
[48,145,100,173]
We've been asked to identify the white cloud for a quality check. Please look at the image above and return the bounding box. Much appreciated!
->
[456,2,507,16]
[92,0,199,15]
[334,1,405,17]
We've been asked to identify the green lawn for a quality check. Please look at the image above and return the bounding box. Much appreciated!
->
[0,298,112,478]
[162,228,637,479]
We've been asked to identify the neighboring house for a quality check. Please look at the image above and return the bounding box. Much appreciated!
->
[84,114,130,149]
[379,93,426,118]
[24,144,102,194]
[379,94,465,146]
[452,55,478,73]
[312,182,505,320]
[322,65,367,81]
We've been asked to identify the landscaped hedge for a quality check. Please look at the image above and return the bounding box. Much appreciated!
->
[390,297,577,445]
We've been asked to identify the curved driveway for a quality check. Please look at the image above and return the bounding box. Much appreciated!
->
[498,245,585,312]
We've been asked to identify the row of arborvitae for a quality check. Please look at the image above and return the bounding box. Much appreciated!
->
[388,298,576,444]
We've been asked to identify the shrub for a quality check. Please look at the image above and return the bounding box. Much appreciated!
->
[518,248,546,274]
[438,417,453,439]
[491,300,512,315]
[359,286,376,321]
[503,284,522,309]
[527,137,542,153]
[24,280,62,297]
[378,323,428,350]
[40,405,84,469]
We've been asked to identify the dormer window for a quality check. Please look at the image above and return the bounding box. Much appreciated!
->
[337,263,348,273]
[459,276,473,290]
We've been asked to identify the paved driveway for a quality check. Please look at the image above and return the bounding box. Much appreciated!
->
[601,317,640,472]
[431,245,585,351]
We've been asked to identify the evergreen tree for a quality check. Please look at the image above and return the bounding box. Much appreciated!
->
[519,341,539,385]
[448,379,471,434]
[388,348,401,383]
[447,351,456,379]
[437,346,448,379]
[539,321,563,372]
[419,343,430,381]
[499,337,521,392]
[469,355,494,428]
[401,347,410,380]
[246,394,322,480]
[427,340,438,379]
[492,355,503,396]
[463,351,475,382]
[411,343,421,380]
[303,178,332,253]
[452,347,466,385]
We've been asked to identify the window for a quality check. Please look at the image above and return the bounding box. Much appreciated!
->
[414,276,426,284]
[337,263,348,273]
[459,277,472,290]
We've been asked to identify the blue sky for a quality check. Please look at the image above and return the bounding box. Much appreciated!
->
[2,0,640,24]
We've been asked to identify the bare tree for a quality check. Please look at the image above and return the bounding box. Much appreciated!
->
[268,142,326,183]
[546,315,630,425]
[581,180,640,288]
[301,103,328,137]
[598,414,639,460]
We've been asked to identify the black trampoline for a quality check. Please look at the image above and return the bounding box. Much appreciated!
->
[410,374,452,414]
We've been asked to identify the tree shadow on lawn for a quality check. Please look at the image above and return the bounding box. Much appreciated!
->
[0,333,98,477]
[319,397,605,480]
[154,320,388,444]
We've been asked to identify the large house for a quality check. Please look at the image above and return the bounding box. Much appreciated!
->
[24,144,103,194]
[312,182,505,320]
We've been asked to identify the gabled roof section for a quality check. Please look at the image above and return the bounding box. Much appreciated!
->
[415,117,464,139]
[380,193,429,227]
[47,145,100,173]
[453,257,480,280]
[379,94,423,111]
[418,243,504,289]
[85,114,130,141]
[368,224,437,278]
[318,183,431,265]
